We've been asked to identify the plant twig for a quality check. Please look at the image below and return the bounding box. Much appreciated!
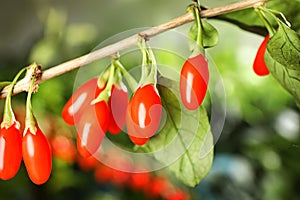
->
[0,0,267,99]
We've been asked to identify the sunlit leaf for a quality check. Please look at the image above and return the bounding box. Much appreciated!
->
[267,21,300,70]
[143,77,213,187]
[265,49,300,107]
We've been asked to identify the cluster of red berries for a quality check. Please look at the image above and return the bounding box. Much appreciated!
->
[61,34,213,157]
[0,2,272,187]
[179,34,271,113]
[0,65,52,185]
[62,58,163,157]
[94,162,190,200]
[51,133,190,200]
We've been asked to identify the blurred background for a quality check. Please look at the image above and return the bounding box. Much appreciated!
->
[0,0,299,199]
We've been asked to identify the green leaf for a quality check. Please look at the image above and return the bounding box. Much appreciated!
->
[265,50,300,107]
[267,21,300,70]
[202,20,219,48]
[143,77,213,187]
[188,19,219,50]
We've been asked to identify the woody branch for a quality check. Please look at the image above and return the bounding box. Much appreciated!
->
[0,0,268,99]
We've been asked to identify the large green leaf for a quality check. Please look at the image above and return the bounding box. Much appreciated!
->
[265,50,300,107]
[142,77,213,187]
[215,0,300,35]
[265,20,300,107]
[267,21,300,70]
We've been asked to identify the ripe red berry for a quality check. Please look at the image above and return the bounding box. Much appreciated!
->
[62,78,101,125]
[94,164,114,184]
[126,84,162,145]
[130,172,152,191]
[150,176,171,197]
[22,126,52,185]
[253,35,270,76]
[51,135,76,163]
[108,83,128,134]
[165,189,190,200]
[180,54,209,110]
[0,123,22,180]
[76,100,109,157]
[77,155,99,171]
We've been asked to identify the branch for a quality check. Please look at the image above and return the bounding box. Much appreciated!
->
[0,0,267,99]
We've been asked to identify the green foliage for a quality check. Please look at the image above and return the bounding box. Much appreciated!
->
[1,0,299,199]
[189,19,219,50]
[217,0,300,108]
[265,51,300,107]
[265,21,300,107]
[267,0,300,34]
[267,21,300,70]
[142,78,213,187]
[201,20,219,48]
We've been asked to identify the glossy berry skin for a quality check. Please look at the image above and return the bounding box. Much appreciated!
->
[0,123,22,180]
[62,78,101,125]
[126,84,162,145]
[180,54,209,110]
[253,35,270,76]
[76,101,109,157]
[108,84,129,134]
[22,126,52,185]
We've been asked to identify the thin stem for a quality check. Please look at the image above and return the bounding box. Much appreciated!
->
[0,0,268,99]
[138,40,157,86]
[113,59,138,92]
[106,63,116,93]
[137,40,149,86]
[193,4,203,47]
[1,67,26,128]
[24,76,37,135]
[261,7,291,27]
[93,63,115,103]
[24,63,42,134]
[145,42,158,85]
[255,8,275,36]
